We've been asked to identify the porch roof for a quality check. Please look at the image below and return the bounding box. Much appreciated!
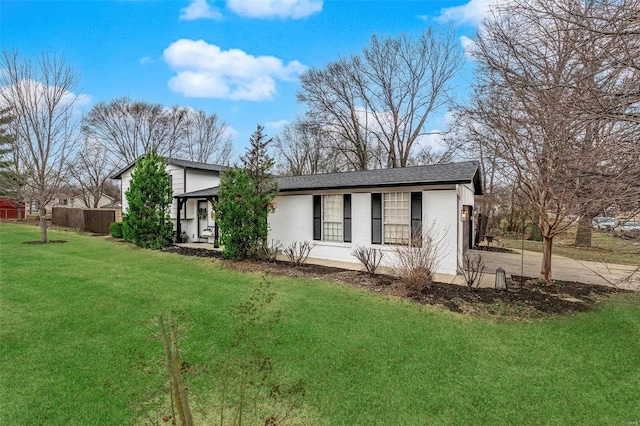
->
[174,186,219,199]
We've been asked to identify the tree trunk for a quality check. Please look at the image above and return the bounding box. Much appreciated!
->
[39,206,48,242]
[541,235,553,281]
[574,214,595,247]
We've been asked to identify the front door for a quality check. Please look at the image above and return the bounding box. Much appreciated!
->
[197,200,208,238]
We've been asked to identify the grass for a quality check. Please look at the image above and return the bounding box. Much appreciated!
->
[501,228,640,266]
[1,222,640,425]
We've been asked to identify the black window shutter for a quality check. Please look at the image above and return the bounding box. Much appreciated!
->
[371,193,382,245]
[411,192,422,244]
[313,195,321,241]
[343,194,352,243]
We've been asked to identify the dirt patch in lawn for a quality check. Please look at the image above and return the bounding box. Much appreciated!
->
[162,244,630,320]
[22,240,67,245]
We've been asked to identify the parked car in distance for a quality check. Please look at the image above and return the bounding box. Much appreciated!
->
[615,219,640,231]
[592,216,617,230]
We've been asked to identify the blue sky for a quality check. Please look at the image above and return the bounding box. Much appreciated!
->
[1,0,488,157]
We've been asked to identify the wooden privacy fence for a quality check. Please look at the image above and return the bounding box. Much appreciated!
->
[52,207,117,234]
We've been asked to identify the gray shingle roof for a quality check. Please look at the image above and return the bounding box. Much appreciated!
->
[276,161,482,193]
[174,161,482,199]
[110,156,226,179]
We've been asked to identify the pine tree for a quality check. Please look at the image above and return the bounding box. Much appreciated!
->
[240,124,277,199]
[0,108,16,197]
[122,151,173,249]
[217,125,278,260]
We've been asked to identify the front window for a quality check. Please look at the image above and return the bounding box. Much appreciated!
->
[383,192,410,245]
[322,194,343,242]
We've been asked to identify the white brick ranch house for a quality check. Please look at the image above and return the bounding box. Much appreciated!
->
[112,158,482,276]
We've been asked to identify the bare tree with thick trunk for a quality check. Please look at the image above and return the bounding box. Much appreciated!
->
[1,51,81,241]
[298,27,463,170]
[466,0,639,280]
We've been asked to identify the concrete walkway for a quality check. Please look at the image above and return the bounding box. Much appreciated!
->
[176,242,639,291]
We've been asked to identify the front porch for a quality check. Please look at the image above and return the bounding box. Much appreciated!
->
[174,186,221,246]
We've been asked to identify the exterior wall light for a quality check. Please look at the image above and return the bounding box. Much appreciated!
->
[461,209,469,222]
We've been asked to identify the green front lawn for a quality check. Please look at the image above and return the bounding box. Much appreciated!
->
[1,223,639,425]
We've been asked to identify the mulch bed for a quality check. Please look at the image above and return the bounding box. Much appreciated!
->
[473,245,517,254]
[162,244,630,319]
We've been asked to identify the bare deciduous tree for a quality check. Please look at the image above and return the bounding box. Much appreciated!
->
[180,109,232,164]
[298,58,378,170]
[466,0,639,280]
[82,97,187,166]
[83,98,232,169]
[298,27,463,169]
[273,117,333,175]
[1,51,81,241]
[68,139,113,208]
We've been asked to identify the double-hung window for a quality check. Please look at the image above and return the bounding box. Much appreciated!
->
[383,192,410,244]
[322,194,343,242]
[313,194,352,242]
[372,192,422,245]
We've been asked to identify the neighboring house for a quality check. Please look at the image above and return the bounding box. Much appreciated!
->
[112,157,482,276]
[27,193,116,213]
[53,193,116,209]
[111,158,226,241]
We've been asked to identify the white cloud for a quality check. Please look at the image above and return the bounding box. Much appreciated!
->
[227,0,322,19]
[265,119,289,130]
[436,0,505,26]
[180,0,223,21]
[459,35,476,58]
[163,39,307,101]
[0,79,90,111]
[139,56,153,65]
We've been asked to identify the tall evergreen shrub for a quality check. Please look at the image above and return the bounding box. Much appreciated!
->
[216,125,278,260]
[122,151,173,249]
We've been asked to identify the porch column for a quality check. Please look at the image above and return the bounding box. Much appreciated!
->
[176,198,185,239]
[208,196,219,248]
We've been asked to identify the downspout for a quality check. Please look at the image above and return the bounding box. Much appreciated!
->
[456,184,461,274]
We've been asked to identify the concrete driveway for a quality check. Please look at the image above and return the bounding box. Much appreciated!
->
[469,248,639,290]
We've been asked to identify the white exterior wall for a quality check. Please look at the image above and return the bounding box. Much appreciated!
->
[269,186,465,276]
[423,189,459,275]
[269,194,314,244]
[173,169,220,240]
[119,163,220,241]
[120,170,132,213]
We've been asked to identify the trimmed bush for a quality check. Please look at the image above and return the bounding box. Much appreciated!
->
[109,221,123,238]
